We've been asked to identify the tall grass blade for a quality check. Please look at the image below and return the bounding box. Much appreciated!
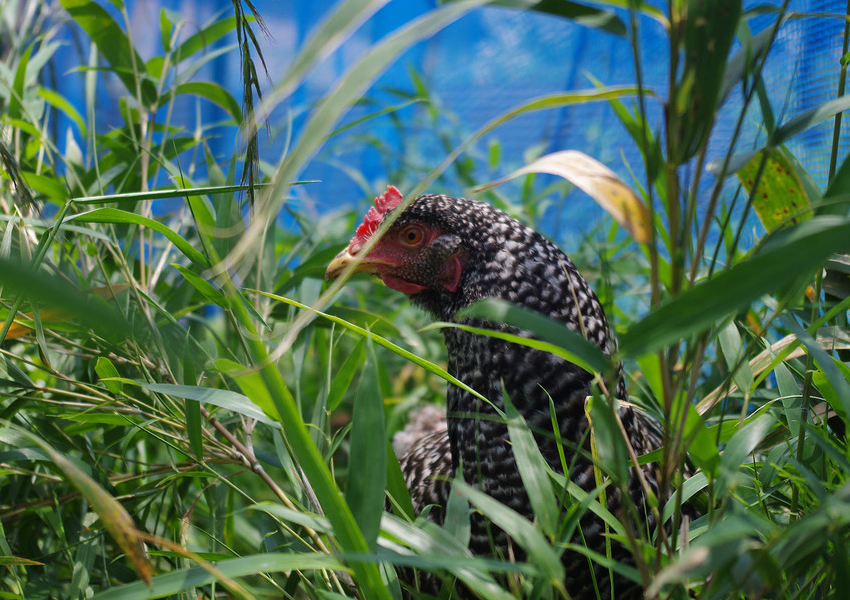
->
[345,336,387,551]
[455,298,612,374]
[139,382,282,427]
[455,481,564,582]
[1,425,153,586]
[503,388,559,538]
[91,553,344,600]
[620,216,850,357]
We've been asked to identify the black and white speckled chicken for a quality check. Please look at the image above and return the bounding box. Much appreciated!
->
[326,186,663,599]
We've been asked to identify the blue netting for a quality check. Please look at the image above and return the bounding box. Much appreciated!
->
[49,0,850,237]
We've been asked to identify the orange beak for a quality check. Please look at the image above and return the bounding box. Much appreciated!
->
[325,244,396,280]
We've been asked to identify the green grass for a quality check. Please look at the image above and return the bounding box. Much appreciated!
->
[1,1,850,599]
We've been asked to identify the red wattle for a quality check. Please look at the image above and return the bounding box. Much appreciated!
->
[380,273,427,295]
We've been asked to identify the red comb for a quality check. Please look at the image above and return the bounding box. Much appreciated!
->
[350,185,403,252]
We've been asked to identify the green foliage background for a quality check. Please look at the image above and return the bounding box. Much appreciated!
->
[1,1,850,599]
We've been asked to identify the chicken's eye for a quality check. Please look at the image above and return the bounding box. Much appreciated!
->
[400,226,424,246]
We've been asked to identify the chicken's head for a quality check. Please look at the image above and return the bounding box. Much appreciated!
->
[325,186,465,297]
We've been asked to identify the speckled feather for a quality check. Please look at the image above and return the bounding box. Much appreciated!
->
[373,193,662,598]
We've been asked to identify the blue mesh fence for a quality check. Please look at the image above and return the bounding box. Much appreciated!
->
[49,0,850,236]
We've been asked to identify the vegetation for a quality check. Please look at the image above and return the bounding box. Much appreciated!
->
[1,0,850,599]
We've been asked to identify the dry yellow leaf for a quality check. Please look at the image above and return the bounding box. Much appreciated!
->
[474,150,651,243]
[3,283,130,341]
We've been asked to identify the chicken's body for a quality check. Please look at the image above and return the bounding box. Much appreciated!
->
[327,187,661,599]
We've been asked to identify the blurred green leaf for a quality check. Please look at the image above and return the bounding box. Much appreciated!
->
[587,392,629,485]
[215,358,283,424]
[345,336,386,551]
[486,0,626,35]
[2,425,153,586]
[620,216,850,357]
[454,298,612,374]
[182,338,204,461]
[95,357,122,394]
[772,95,850,146]
[586,0,668,26]
[784,317,850,420]
[69,207,209,267]
[327,337,366,411]
[72,184,269,205]
[139,382,281,428]
[20,171,67,203]
[64,126,83,167]
[170,17,238,64]
[443,473,472,546]
[273,0,391,102]
[164,82,242,123]
[0,258,127,342]
[503,387,559,538]
[682,403,721,476]
[91,553,343,600]
[822,148,850,216]
[0,556,43,566]
[771,481,850,580]
[173,264,226,307]
[649,514,770,595]
[719,411,778,492]
[718,320,754,396]
[58,0,157,105]
[672,0,741,162]
[159,8,173,54]
[250,503,333,535]
[663,471,708,522]
[380,515,516,599]
[720,19,777,103]
[455,481,564,582]
[38,87,85,134]
[258,290,490,405]
[8,42,32,121]
[775,361,802,438]
[183,398,203,460]
[385,438,415,522]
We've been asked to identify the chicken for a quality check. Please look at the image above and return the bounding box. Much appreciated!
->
[326,185,662,599]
